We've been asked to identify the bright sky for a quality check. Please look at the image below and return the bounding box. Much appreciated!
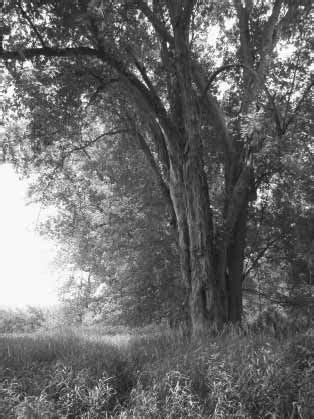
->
[0,164,60,308]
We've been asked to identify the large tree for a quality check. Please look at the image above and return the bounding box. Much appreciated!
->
[1,0,312,335]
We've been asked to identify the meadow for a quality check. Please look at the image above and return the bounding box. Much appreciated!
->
[0,325,313,418]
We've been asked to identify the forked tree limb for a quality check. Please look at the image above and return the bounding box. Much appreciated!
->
[202,62,285,134]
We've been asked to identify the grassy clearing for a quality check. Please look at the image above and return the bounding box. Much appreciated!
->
[0,326,313,418]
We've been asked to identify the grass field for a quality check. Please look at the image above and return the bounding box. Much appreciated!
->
[0,325,313,418]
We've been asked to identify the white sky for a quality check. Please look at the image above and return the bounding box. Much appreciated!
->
[0,164,60,308]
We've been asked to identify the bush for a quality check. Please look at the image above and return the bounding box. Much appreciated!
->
[0,306,46,334]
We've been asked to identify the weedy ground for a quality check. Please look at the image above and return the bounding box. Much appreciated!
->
[0,324,313,418]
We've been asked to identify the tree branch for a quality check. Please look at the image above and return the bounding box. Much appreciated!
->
[283,81,313,132]
[134,0,174,45]
[201,64,235,97]
[181,0,197,27]
[0,46,95,60]
[136,130,175,225]
[192,62,235,158]
[127,46,157,96]
[119,109,176,226]
[64,129,132,156]
[202,62,284,135]
[224,166,251,243]
[243,236,280,280]
[283,49,301,122]
[148,119,171,174]
[0,45,174,135]
[17,1,48,48]
[233,0,253,69]
[258,0,282,77]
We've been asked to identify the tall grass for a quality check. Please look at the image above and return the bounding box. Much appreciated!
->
[0,325,313,418]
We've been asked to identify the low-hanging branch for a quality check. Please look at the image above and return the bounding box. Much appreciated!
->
[64,128,132,156]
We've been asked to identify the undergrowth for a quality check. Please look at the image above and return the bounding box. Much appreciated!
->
[0,326,313,418]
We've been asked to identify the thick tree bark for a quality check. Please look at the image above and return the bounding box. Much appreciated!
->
[168,152,224,334]
[183,149,222,334]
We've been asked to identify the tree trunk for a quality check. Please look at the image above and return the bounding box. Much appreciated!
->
[168,13,225,336]
[183,150,222,334]
[226,200,248,323]
[169,161,191,291]
[169,155,224,335]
